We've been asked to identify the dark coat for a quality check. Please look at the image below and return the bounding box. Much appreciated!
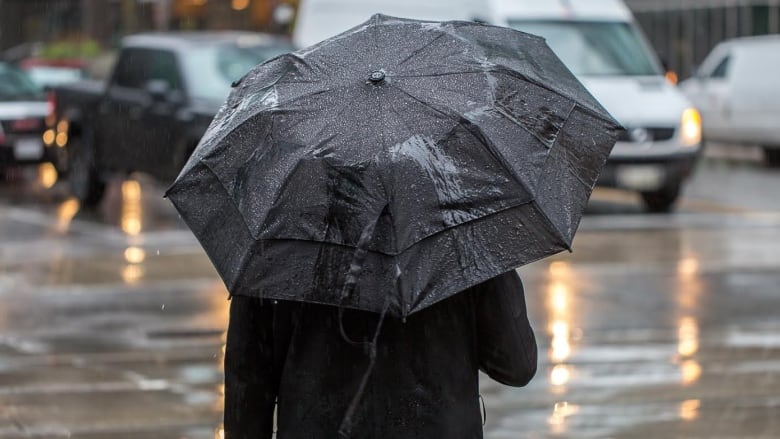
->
[224,270,537,439]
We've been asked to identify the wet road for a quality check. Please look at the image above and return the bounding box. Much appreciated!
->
[0,155,778,438]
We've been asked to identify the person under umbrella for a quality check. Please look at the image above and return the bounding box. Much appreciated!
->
[225,270,536,438]
[166,14,620,438]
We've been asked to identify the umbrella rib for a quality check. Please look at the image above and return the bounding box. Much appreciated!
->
[397,67,618,128]
[394,70,488,79]
[395,33,449,67]
[392,84,573,251]
[192,161,259,293]
[490,67,620,127]
[198,84,350,165]
[390,84,537,203]
[530,103,579,251]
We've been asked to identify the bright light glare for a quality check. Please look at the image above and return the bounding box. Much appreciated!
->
[37,163,58,189]
[677,316,699,357]
[679,399,700,421]
[55,132,68,147]
[665,70,678,85]
[681,359,702,385]
[56,198,80,233]
[121,180,143,236]
[680,108,702,146]
[43,129,55,145]
[550,364,571,386]
[124,246,146,264]
[231,0,249,10]
[122,264,143,284]
[678,257,699,277]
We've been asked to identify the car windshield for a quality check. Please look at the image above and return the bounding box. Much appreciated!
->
[508,21,661,77]
[0,63,42,100]
[183,41,294,101]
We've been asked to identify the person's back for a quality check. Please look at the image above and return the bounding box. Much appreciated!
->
[224,270,537,438]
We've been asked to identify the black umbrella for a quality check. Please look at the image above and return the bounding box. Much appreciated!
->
[166,14,621,318]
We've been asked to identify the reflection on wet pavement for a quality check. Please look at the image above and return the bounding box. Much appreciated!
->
[0,163,779,438]
[479,163,780,437]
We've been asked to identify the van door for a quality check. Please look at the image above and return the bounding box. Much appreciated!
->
[729,45,780,145]
[696,52,733,142]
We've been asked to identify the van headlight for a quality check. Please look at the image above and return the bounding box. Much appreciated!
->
[680,108,702,146]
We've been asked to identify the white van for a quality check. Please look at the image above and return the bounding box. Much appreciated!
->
[679,35,780,167]
[293,0,483,48]
[485,0,703,212]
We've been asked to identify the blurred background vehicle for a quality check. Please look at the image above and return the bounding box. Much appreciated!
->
[2,40,93,88]
[293,0,483,47]
[679,35,780,167]
[47,31,295,206]
[0,61,50,175]
[17,58,88,89]
[486,0,703,212]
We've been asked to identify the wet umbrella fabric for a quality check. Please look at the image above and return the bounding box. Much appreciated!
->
[166,14,621,318]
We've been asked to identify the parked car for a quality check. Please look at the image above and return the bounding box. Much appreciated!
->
[47,31,295,205]
[679,35,780,167]
[486,0,704,212]
[0,61,50,173]
[16,58,88,89]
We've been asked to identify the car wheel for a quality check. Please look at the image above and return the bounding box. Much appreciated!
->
[763,146,780,167]
[68,131,105,207]
[641,184,680,213]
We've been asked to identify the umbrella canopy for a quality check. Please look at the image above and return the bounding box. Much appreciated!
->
[166,14,621,318]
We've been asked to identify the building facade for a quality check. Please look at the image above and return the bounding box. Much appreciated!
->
[626,0,780,79]
[0,0,297,53]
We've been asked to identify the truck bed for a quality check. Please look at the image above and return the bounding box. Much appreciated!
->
[52,79,105,114]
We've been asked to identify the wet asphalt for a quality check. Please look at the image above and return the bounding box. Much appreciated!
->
[0,152,778,438]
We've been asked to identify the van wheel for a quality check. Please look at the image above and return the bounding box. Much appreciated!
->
[641,184,680,213]
[763,147,780,167]
[68,131,105,207]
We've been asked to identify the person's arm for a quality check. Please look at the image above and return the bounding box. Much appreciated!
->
[475,270,538,386]
[224,295,277,439]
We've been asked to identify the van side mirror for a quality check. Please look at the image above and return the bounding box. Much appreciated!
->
[658,57,678,85]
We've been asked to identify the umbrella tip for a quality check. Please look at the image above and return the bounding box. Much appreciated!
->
[368,70,386,84]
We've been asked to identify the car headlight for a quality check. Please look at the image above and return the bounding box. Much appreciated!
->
[680,108,702,146]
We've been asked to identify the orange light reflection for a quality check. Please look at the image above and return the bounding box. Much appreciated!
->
[675,249,703,387]
[679,399,700,421]
[547,401,579,434]
[121,264,143,284]
[121,180,143,236]
[55,198,80,233]
[546,260,577,394]
[680,359,702,386]
[38,163,58,189]
[550,364,571,387]
[124,246,146,264]
[678,316,699,357]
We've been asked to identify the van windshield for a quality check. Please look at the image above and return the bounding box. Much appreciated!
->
[508,21,662,77]
[184,42,294,101]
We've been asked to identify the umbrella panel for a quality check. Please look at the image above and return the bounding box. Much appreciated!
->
[167,15,621,316]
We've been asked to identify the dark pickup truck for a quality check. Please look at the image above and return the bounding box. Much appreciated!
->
[47,31,294,205]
